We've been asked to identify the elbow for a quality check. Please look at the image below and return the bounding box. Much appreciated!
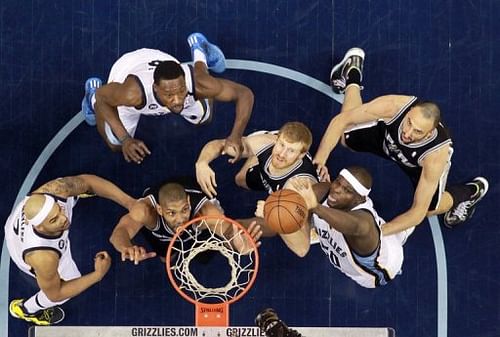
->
[238,86,254,107]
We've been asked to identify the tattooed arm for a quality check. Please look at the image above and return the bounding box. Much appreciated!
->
[33,175,135,210]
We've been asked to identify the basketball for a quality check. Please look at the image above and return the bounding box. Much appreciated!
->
[264,189,308,234]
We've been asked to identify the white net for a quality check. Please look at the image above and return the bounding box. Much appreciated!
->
[167,217,259,304]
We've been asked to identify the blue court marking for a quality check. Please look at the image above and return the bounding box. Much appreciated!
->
[0,60,447,337]
[428,216,448,337]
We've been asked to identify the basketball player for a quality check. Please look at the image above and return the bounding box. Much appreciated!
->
[313,47,489,235]
[81,33,254,164]
[196,121,318,257]
[4,175,135,325]
[292,166,406,288]
[109,177,262,264]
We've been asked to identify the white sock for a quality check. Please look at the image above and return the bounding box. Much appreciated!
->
[24,290,69,313]
[193,49,207,65]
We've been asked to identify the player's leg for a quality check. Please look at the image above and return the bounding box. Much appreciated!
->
[8,248,80,326]
[187,32,226,74]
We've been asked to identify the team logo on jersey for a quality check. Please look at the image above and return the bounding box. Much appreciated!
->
[149,103,159,110]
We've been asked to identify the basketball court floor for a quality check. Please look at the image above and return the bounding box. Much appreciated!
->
[1,1,499,336]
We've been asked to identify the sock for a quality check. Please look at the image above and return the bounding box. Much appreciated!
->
[24,291,69,313]
[346,68,361,86]
[193,49,207,65]
[446,184,475,208]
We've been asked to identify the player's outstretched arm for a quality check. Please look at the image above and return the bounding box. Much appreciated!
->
[33,174,135,210]
[382,146,450,235]
[195,139,226,198]
[110,202,157,265]
[94,78,151,163]
[314,95,403,167]
[195,73,254,162]
[26,250,111,303]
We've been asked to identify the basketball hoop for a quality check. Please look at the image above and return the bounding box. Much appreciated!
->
[166,215,259,327]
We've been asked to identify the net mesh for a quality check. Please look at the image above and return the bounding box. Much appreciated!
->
[167,217,258,304]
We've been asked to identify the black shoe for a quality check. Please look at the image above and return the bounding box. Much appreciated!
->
[330,47,365,94]
[9,299,65,325]
[444,177,489,228]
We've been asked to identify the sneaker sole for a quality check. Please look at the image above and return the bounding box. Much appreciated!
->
[471,176,489,202]
[330,47,366,80]
[444,176,489,228]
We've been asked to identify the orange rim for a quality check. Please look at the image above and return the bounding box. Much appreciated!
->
[166,215,260,308]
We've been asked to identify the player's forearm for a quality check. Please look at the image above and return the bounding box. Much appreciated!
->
[197,139,225,164]
[314,116,346,164]
[44,272,102,302]
[382,209,427,235]
[311,204,362,236]
[95,99,129,141]
[79,175,134,209]
[228,87,254,139]
[109,227,134,253]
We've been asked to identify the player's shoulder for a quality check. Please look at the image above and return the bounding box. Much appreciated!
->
[130,198,154,219]
[245,131,277,153]
[25,249,60,271]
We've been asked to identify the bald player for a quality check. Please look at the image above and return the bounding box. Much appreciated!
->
[4,175,134,325]
[314,47,489,235]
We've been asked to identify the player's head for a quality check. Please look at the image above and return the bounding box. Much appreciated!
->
[157,183,191,229]
[153,61,187,114]
[271,122,313,169]
[24,194,69,234]
[401,101,441,144]
[327,166,372,210]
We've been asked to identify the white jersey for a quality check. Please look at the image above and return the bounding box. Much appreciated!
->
[108,48,210,125]
[5,195,76,276]
[312,197,404,288]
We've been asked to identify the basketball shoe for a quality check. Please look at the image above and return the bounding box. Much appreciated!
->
[256,308,303,337]
[330,47,365,94]
[187,32,226,73]
[444,177,489,228]
[81,77,102,126]
[9,299,65,325]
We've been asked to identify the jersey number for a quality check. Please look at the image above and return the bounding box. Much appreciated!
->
[13,220,20,236]
[148,60,163,67]
[329,251,341,268]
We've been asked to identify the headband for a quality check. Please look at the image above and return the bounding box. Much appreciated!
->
[27,195,56,226]
[339,169,371,197]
